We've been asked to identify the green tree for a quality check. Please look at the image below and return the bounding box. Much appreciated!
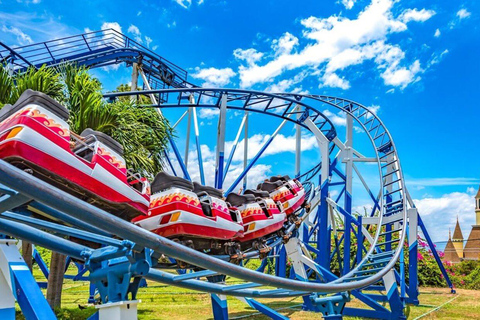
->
[0,63,172,309]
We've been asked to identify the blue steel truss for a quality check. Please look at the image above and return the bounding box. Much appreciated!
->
[0,29,455,320]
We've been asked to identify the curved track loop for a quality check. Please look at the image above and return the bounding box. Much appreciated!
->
[100,88,407,292]
[278,93,407,284]
[103,88,337,140]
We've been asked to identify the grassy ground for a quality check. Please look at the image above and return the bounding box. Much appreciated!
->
[15,267,480,319]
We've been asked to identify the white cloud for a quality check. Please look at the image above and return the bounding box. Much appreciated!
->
[399,8,436,23]
[191,67,236,87]
[167,143,271,191]
[457,9,471,20]
[234,48,264,66]
[322,109,346,126]
[321,72,351,89]
[128,24,140,36]
[167,21,177,29]
[198,108,219,119]
[145,36,152,48]
[137,11,142,16]
[127,24,142,43]
[1,25,33,45]
[341,0,357,10]
[174,0,192,9]
[226,133,319,163]
[434,28,441,37]
[415,191,475,243]
[234,0,435,90]
[428,49,449,67]
[198,0,204,4]
[101,22,122,34]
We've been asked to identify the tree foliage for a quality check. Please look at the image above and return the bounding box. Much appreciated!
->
[0,64,172,177]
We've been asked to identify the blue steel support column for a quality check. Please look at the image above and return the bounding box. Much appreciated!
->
[275,245,287,278]
[215,94,227,189]
[168,136,191,180]
[192,106,206,185]
[303,117,331,270]
[225,117,290,195]
[211,294,228,320]
[405,189,455,294]
[0,239,56,320]
[243,111,248,192]
[343,113,353,275]
[222,114,246,184]
[407,208,419,304]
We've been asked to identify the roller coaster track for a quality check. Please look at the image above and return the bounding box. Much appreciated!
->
[0,29,453,319]
[0,29,193,90]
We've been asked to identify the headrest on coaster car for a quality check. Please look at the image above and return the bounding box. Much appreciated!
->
[257,180,283,192]
[0,89,69,122]
[244,189,270,199]
[151,171,194,193]
[81,128,124,157]
[269,175,291,183]
[226,193,256,207]
[193,182,223,198]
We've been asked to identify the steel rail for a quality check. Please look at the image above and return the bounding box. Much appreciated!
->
[0,160,402,293]
[278,93,407,285]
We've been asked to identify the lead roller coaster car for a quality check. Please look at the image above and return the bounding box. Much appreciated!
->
[133,172,244,255]
[257,175,306,216]
[0,89,150,220]
[226,189,286,254]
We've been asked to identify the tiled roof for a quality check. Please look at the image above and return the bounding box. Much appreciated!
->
[452,219,464,240]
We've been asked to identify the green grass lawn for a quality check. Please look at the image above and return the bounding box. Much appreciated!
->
[15,267,480,319]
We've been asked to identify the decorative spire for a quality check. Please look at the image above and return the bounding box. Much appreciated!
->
[452,217,464,240]
[449,228,451,240]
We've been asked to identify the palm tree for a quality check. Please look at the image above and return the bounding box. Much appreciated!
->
[61,65,171,176]
[0,64,172,309]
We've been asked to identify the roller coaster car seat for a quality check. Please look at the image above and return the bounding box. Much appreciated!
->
[0,89,69,123]
[193,182,224,217]
[244,189,270,199]
[257,180,283,192]
[151,171,194,193]
[80,128,124,156]
[193,182,223,198]
[269,175,291,183]
[226,193,256,208]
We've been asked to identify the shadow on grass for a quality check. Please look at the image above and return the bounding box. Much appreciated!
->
[207,300,303,320]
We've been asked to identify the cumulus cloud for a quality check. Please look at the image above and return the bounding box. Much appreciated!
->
[434,29,441,37]
[167,144,271,191]
[101,22,122,34]
[341,0,357,10]
[226,133,319,162]
[191,67,236,87]
[198,108,219,119]
[457,9,471,20]
[127,24,142,42]
[1,25,33,45]
[233,0,436,90]
[398,8,436,23]
[415,190,476,243]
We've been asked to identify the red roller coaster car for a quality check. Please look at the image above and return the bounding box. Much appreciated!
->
[133,172,244,254]
[257,175,306,215]
[0,90,150,220]
[226,189,286,251]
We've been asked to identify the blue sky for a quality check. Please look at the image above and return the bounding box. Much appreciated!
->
[1,0,479,246]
